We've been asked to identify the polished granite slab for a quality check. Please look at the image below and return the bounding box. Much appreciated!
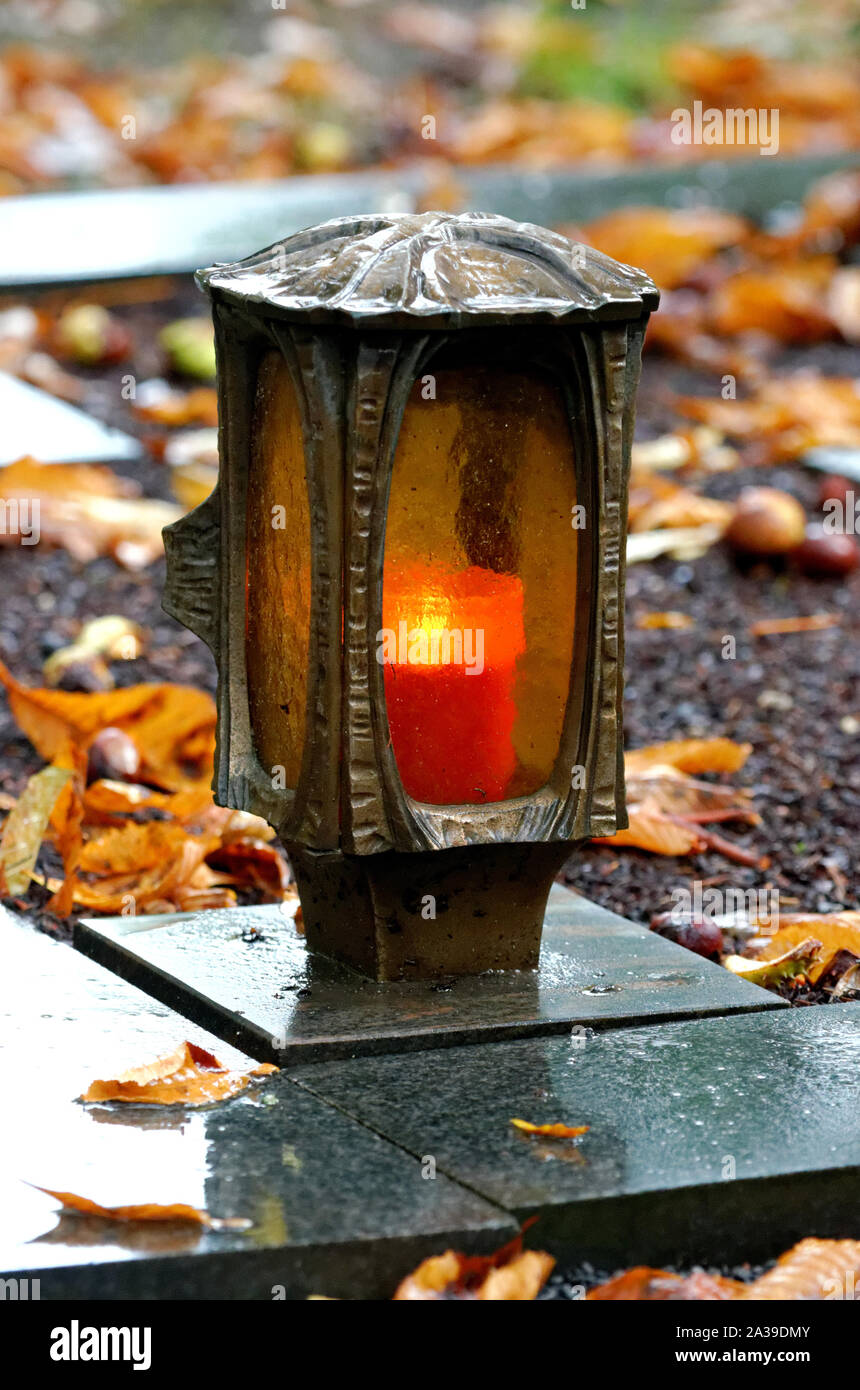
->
[289,1004,860,1270]
[0,911,514,1299]
[75,886,782,1066]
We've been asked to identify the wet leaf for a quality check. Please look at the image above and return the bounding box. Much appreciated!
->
[81,1040,277,1106]
[635,612,695,630]
[0,763,71,894]
[393,1230,554,1301]
[32,1185,251,1231]
[585,206,748,290]
[740,1239,860,1301]
[723,939,821,988]
[625,739,752,777]
[510,1118,589,1139]
[594,810,704,857]
[750,614,840,636]
[43,616,145,688]
[588,1267,744,1301]
[0,457,181,568]
[751,914,860,983]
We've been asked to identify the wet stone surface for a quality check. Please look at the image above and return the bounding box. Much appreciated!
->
[0,910,514,1299]
[75,885,782,1066]
[290,1003,860,1271]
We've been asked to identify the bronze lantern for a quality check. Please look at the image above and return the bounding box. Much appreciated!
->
[163,212,658,982]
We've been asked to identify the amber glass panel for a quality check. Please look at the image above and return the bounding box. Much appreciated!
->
[382,365,577,806]
[245,350,311,788]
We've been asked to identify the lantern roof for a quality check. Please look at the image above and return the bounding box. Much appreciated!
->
[197,211,659,329]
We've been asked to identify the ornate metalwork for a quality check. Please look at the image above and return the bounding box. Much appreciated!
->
[163,212,658,979]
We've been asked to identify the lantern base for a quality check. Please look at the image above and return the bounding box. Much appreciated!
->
[285,841,574,982]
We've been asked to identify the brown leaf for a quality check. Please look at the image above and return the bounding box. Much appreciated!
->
[205,837,291,900]
[0,763,71,894]
[740,1239,860,1301]
[594,810,704,857]
[81,1040,277,1106]
[585,206,748,291]
[752,914,860,983]
[750,614,840,636]
[707,259,837,343]
[625,739,752,777]
[510,1118,589,1139]
[636,612,695,630]
[33,1185,250,1230]
[393,1227,553,1301]
[0,456,181,568]
[588,1267,745,1300]
[724,939,821,989]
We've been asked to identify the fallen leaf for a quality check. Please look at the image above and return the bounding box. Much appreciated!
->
[81,1040,277,1106]
[723,939,821,988]
[43,616,145,688]
[0,763,71,894]
[585,206,748,290]
[0,457,181,568]
[393,1230,554,1301]
[708,259,837,343]
[739,1239,860,1300]
[750,614,840,636]
[636,612,695,630]
[752,914,860,983]
[588,1267,744,1300]
[676,372,860,464]
[510,1119,589,1139]
[32,1185,250,1231]
[626,524,725,565]
[134,384,218,427]
[625,739,752,777]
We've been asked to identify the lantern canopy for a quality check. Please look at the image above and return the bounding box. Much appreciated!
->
[164,212,658,981]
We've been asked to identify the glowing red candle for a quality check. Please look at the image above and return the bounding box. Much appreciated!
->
[381,563,526,805]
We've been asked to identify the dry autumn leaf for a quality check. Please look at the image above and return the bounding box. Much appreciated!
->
[595,812,704,858]
[587,1239,860,1300]
[82,1040,277,1106]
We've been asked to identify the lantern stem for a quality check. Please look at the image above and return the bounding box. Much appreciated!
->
[284,840,574,981]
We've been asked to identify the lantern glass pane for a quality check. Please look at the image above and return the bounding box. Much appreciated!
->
[382,365,577,806]
[245,349,311,789]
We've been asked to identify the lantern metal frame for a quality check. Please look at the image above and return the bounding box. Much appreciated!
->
[164,213,658,979]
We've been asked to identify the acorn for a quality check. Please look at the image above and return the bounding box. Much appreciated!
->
[793,523,860,578]
[724,487,806,557]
